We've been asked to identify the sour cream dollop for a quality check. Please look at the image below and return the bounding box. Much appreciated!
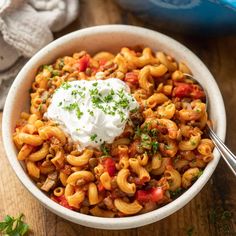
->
[45,78,139,150]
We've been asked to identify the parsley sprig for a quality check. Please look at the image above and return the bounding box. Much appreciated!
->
[0,214,29,236]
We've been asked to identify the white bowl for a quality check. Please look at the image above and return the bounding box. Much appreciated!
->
[2,25,226,229]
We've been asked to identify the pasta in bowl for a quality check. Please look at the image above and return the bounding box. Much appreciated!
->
[2,25,226,229]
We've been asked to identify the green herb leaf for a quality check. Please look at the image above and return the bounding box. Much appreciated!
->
[101,143,110,156]
[76,107,83,119]
[198,169,203,178]
[61,82,71,90]
[151,141,159,154]
[90,134,97,141]
[190,140,196,146]
[43,65,53,72]
[170,188,182,198]
[0,214,29,236]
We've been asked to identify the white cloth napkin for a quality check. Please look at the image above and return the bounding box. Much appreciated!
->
[0,0,79,109]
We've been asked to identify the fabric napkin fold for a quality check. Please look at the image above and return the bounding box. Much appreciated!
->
[0,0,79,109]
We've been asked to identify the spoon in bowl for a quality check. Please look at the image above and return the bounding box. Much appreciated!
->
[183,73,236,176]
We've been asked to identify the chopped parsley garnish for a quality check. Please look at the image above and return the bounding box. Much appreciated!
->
[140,133,152,149]
[89,88,99,96]
[63,103,78,111]
[90,134,97,141]
[135,126,142,137]
[151,141,159,154]
[63,102,83,119]
[52,70,60,76]
[88,109,94,116]
[61,82,71,89]
[116,97,129,108]
[58,101,62,106]
[170,188,182,198]
[43,64,53,72]
[71,90,78,97]
[198,169,203,177]
[104,94,113,103]
[149,129,159,137]
[190,140,196,146]
[130,107,138,113]
[38,103,43,111]
[76,107,83,119]
[101,143,110,155]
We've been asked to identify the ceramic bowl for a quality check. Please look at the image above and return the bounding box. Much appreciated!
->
[2,25,226,229]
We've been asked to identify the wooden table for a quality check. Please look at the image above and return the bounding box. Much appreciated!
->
[0,0,236,235]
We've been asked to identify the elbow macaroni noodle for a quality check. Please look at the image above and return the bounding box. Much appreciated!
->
[13,47,214,217]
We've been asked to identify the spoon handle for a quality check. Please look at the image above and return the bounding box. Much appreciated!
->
[207,125,236,176]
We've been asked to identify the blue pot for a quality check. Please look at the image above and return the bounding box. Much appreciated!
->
[116,0,236,35]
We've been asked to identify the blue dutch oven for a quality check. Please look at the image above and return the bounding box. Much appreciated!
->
[116,0,236,35]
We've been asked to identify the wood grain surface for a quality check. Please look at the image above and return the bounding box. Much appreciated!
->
[0,0,236,235]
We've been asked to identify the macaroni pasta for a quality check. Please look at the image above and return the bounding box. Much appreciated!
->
[13,47,213,217]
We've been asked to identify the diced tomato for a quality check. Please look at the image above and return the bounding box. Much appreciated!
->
[173,83,205,99]
[124,72,139,85]
[103,157,116,176]
[150,187,164,202]
[98,182,105,191]
[53,195,73,210]
[136,187,164,203]
[136,190,150,202]
[190,84,205,99]
[76,54,90,72]
[173,83,193,98]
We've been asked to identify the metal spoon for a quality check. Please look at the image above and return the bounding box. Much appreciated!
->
[183,73,236,176]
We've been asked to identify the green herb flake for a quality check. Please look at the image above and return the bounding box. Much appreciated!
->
[135,126,142,137]
[88,109,94,116]
[151,141,159,154]
[71,90,78,97]
[198,169,203,178]
[104,94,113,103]
[38,103,43,111]
[149,129,159,137]
[170,188,182,198]
[89,88,99,96]
[130,107,138,113]
[52,70,60,76]
[58,101,62,106]
[190,140,196,146]
[61,82,71,90]
[43,65,53,72]
[101,143,110,156]
[63,103,78,111]
[90,134,97,141]
[76,107,83,119]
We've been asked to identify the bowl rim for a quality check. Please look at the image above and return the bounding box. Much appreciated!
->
[2,24,226,230]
